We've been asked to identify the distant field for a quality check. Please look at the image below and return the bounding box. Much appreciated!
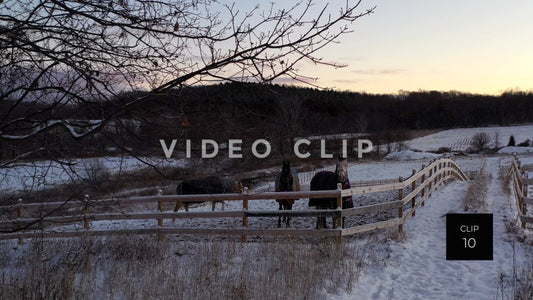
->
[408,124,533,152]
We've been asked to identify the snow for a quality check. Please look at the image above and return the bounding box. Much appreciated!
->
[497,146,533,154]
[0,156,186,194]
[409,125,533,152]
[384,150,441,161]
[2,125,533,298]
[341,157,532,299]
[0,119,102,140]
[294,132,366,141]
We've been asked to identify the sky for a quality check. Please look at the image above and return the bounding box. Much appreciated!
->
[278,0,533,95]
[4,0,530,96]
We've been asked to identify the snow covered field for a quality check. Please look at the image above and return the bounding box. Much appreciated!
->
[2,125,533,299]
[2,124,532,194]
[343,157,533,299]
[0,156,186,194]
[409,124,533,152]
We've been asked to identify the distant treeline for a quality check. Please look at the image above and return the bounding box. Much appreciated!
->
[126,83,533,137]
[2,82,533,160]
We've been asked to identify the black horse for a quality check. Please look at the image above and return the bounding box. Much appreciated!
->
[173,176,243,213]
[308,156,353,229]
[275,161,300,228]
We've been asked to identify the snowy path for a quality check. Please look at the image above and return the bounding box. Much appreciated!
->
[345,157,528,300]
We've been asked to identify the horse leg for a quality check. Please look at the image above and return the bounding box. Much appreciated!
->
[282,203,288,227]
[278,202,283,228]
[316,205,326,229]
[212,201,216,211]
[323,204,329,229]
[172,202,181,222]
[286,203,293,228]
[315,206,320,229]
[331,203,338,229]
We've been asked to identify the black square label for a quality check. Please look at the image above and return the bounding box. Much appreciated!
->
[446,213,493,260]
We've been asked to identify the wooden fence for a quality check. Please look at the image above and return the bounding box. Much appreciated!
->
[508,155,533,228]
[0,158,469,243]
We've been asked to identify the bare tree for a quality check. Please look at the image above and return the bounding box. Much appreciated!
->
[274,96,306,155]
[0,0,375,164]
[0,1,375,233]
[471,132,491,153]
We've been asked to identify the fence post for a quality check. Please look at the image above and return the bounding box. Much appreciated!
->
[17,198,24,245]
[242,187,249,242]
[157,189,164,241]
[428,168,433,197]
[336,183,343,244]
[421,172,426,207]
[521,171,527,229]
[523,179,528,229]
[336,182,343,226]
[411,170,416,216]
[84,194,90,230]
[420,165,426,205]
[434,164,438,190]
[398,176,404,233]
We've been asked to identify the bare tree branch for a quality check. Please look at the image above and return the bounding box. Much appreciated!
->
[1,0,374,145]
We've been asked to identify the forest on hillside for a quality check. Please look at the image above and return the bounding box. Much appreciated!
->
[2,83,533,160]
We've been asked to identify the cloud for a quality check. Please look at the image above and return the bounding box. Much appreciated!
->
[351,68,406,75]
[332,79,360,84]
[273,76,317,85]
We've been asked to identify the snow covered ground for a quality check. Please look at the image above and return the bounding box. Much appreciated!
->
[0,156,186,194]
[498,146,533,154]
[341,157,532,299]
[384,150,441,161]
[2,125,533,299]
[4,154,530,299]
[409,125,533,152]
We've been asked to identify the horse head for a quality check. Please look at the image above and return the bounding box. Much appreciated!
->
[335,155,348,183]
[280,160,293,188]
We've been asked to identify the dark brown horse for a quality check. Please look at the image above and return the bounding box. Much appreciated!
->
[173,176,243,214]
[308,156,353,229]
[275,161,300,228]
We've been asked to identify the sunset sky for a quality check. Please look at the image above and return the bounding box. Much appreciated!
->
[282,0,533,95]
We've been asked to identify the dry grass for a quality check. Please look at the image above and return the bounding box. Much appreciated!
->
[0,235,369,299]
[2,164,180,206]
[515,265,533,300]
[499,164,512,197]
[463,171,491,212]
[496,242,533,300]
[497,162,533,300]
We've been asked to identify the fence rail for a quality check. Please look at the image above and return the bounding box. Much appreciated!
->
[1,158,469,243]
[508,155,533,228]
